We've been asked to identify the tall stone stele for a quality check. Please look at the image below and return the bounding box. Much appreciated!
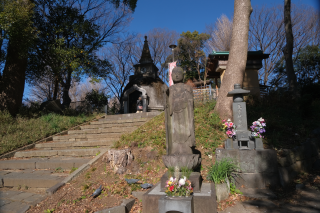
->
[161,67,201,191]
[225,83,264,150]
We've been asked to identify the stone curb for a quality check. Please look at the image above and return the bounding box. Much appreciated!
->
[46,149,108,195]
[0,114,106,159]
[95,198,135,213]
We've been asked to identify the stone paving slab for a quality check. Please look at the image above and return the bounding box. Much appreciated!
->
[0,161,36,170]
[81,122,144,129]
[2,171,65,188]
[9,192,35,202]
[0,191,22,199]
[35,140,115,149]
[22,194,46,206]
[14,150,58,158]
[0,199,10,207]
[0,201,30,213]
[240,188,277,199]
[57,148,104,156]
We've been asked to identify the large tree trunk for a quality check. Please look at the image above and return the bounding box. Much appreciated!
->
[62,70,72,107]
[214,0,253,120]
[0,38,28,116]
[283,0,297,93]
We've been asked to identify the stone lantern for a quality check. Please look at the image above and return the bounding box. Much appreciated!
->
[225,84,264,150]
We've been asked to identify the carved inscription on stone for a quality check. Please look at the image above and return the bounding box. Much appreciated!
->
[232,102,248,131]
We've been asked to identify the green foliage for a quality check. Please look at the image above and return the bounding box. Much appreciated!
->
[85,89,109,111]
[115,100,226,154]
[26,1,111,101]
[44,209,55,213]
[176,31,210,81]
[230,182,242,195]
[0,0,36,53]
[70,167,78,174]
[247,83,320,149]
[181,167,192,179]
[167,167,175,177]
[0,110,101,155]
[207,157,239,184]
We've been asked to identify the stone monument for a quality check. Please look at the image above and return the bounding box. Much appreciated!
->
[217,84,279,191]
[161,67,202,192]
[142,66,217,213]
[225,83,264,150]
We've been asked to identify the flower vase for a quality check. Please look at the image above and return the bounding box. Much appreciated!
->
[255,137,264,150]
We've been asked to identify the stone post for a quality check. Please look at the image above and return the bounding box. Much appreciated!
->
[142,95,148,112]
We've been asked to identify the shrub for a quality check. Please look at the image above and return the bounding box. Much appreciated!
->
[85,89,109,111]
[207,157,239,184]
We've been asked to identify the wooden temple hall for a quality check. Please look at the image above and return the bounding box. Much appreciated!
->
[206,50,270,96]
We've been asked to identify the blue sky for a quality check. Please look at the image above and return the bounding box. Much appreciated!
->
[128,0,319,35]
[23,0,320,100]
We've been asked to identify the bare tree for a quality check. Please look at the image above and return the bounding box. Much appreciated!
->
[28,71,63,103]
[214,0,253,119]
[69,78,107,102]
[249,3,319,85]
[283,0,297,93]
[102,35,136,106]
[205,14,233,52]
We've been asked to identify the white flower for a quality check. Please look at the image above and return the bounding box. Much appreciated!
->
[227,118,231,122]
[169,177,174,182]
[179,178,186,185]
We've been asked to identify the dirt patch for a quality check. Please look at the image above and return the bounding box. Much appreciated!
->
[27,146,167,213]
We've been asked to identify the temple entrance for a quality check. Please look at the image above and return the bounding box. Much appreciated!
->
[128,90,142,113]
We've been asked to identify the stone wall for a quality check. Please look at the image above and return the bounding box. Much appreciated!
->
[216,149,280,189]
[141,85,166,111]
[216,135,320,189]
[277,137,320,187]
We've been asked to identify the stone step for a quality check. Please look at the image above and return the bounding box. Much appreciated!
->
[0,170,66,188]
[14,148,105,158]
[0,191,46,212]
[0,158,90,170]
[35,140,115,149]
[81,122,144,129]
[67,127,137,135]
[53,133,121,141]
[102,112,161,121]
[94,118,148,124]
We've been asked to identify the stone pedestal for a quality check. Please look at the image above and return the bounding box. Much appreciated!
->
[162,154,201,170]
[142,183,217,213]
[159,196,193,213]
[160,171,202,193]
[216,148,280,189]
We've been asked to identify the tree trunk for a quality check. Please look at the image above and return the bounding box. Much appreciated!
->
[283,0,297,93]
[0,38,28,116]
[53,75,59,100]
[62,70,72,107]
[214,0,253,120]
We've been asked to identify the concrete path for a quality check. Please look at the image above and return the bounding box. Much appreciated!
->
[218,187,320,213]
[0,112,160,213]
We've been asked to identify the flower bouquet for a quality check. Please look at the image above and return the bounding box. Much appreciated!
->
[250,117,266,138]
[165,176,193,197]
[222,119,236,138]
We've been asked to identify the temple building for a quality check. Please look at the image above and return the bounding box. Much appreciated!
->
[121,36,167,113]
[206,50,270,96]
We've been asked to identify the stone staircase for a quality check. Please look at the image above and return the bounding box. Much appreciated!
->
[0,112,160,213]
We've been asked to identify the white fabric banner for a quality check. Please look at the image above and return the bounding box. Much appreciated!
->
[168,61,177,86]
